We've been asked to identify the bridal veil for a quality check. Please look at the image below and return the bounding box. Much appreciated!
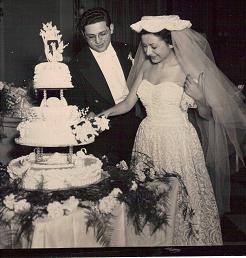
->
[128,15,246,215]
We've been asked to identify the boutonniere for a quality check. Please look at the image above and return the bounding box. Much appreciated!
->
[128,52,134,65]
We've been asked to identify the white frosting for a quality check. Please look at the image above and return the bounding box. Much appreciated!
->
[7,152,103,190]
[15,97,89,146]
[34,62,73,89]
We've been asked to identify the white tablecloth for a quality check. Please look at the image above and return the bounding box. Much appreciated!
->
[30,178,179,248]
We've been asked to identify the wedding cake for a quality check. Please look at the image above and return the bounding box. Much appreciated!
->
[9,22,109,191]
[33,22,73,89]
[16,97,95,146]
[8,149,103,190]
[34,62,73,89]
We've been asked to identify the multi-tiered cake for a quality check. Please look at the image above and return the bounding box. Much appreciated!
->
[8,22,109,191]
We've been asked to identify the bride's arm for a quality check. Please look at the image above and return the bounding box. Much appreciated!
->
[98,67,144,118]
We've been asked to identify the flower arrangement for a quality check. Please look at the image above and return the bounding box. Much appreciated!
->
[112,152,196,236]
[0,80,34,118]
[71,108,110,144]
[0,153,195,247]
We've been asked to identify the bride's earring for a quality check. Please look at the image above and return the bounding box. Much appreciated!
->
[169,44,174,49]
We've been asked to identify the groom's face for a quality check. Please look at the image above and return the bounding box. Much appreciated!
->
[84,21,113,53]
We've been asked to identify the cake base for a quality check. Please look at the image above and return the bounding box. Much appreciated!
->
[7,151,103,191]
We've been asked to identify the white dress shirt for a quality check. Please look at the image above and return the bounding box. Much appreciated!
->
[90,43,129,104]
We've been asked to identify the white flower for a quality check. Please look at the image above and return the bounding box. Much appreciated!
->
[1,209,15,222]
[14,199,31,214]
[238,84,245,91]
[3,194,16,210]
[130,181,138,191]
[0,81,5,90]
[110,188,122,198]
[98,196,118,214]
[148,168,156,179]
[128,52,134,65]
[62,196,79,215]
[73,120,98,142]
[47,201,64,219]
[98,188,122,214]
[135,169,146,182]
[116,160,128,171]
[93,116,110,131]
[135,161,146,173]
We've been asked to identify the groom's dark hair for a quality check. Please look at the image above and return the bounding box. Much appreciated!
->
[79,7,112,32]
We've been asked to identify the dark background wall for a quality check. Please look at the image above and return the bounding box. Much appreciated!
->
[0,0,73,86]
[0,0,245,86]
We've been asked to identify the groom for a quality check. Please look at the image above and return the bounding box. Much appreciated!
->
[67,7,140,164]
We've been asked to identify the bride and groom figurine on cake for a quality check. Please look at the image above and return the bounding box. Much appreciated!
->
[11,6,246,246]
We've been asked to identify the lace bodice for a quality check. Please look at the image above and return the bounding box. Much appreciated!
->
[137,79,196,125]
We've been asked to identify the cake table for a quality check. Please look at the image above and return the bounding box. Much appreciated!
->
[2,178,180,248]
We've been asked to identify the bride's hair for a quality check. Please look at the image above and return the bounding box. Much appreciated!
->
[140,29,172,45]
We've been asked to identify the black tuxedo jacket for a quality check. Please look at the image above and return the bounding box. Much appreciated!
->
[66,42,140,164]
[66,42,132,114]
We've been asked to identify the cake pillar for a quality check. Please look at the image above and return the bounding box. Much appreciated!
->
[43,90,47,102]
[60,89,64,99]
[67,146,73,163]
[34,147,44,162]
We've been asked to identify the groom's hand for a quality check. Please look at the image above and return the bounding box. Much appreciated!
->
[184,73,203,102]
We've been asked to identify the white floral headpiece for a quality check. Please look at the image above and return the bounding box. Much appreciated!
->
[130,15,192,33]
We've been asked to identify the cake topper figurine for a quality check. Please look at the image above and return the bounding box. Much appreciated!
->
[40,21,69,62]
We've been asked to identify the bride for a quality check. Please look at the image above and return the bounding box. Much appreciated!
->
[99,16,246,245]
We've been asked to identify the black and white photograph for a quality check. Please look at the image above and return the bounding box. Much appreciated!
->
[0,0,245,257]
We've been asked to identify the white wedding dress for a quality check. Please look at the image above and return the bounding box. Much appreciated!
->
[133,79,223,245]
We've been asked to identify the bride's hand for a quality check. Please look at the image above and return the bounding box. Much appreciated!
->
[184,73,204,102]
[97,110,111,118]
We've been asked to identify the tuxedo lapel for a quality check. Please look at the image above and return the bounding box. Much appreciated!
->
[77,47,115,105]
[112,42,131,81]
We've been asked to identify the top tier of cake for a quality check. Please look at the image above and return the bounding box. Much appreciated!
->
[33,22,73,89]
[33,62,73,89]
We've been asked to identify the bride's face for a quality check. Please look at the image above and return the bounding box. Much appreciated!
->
[141,33,172,64]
